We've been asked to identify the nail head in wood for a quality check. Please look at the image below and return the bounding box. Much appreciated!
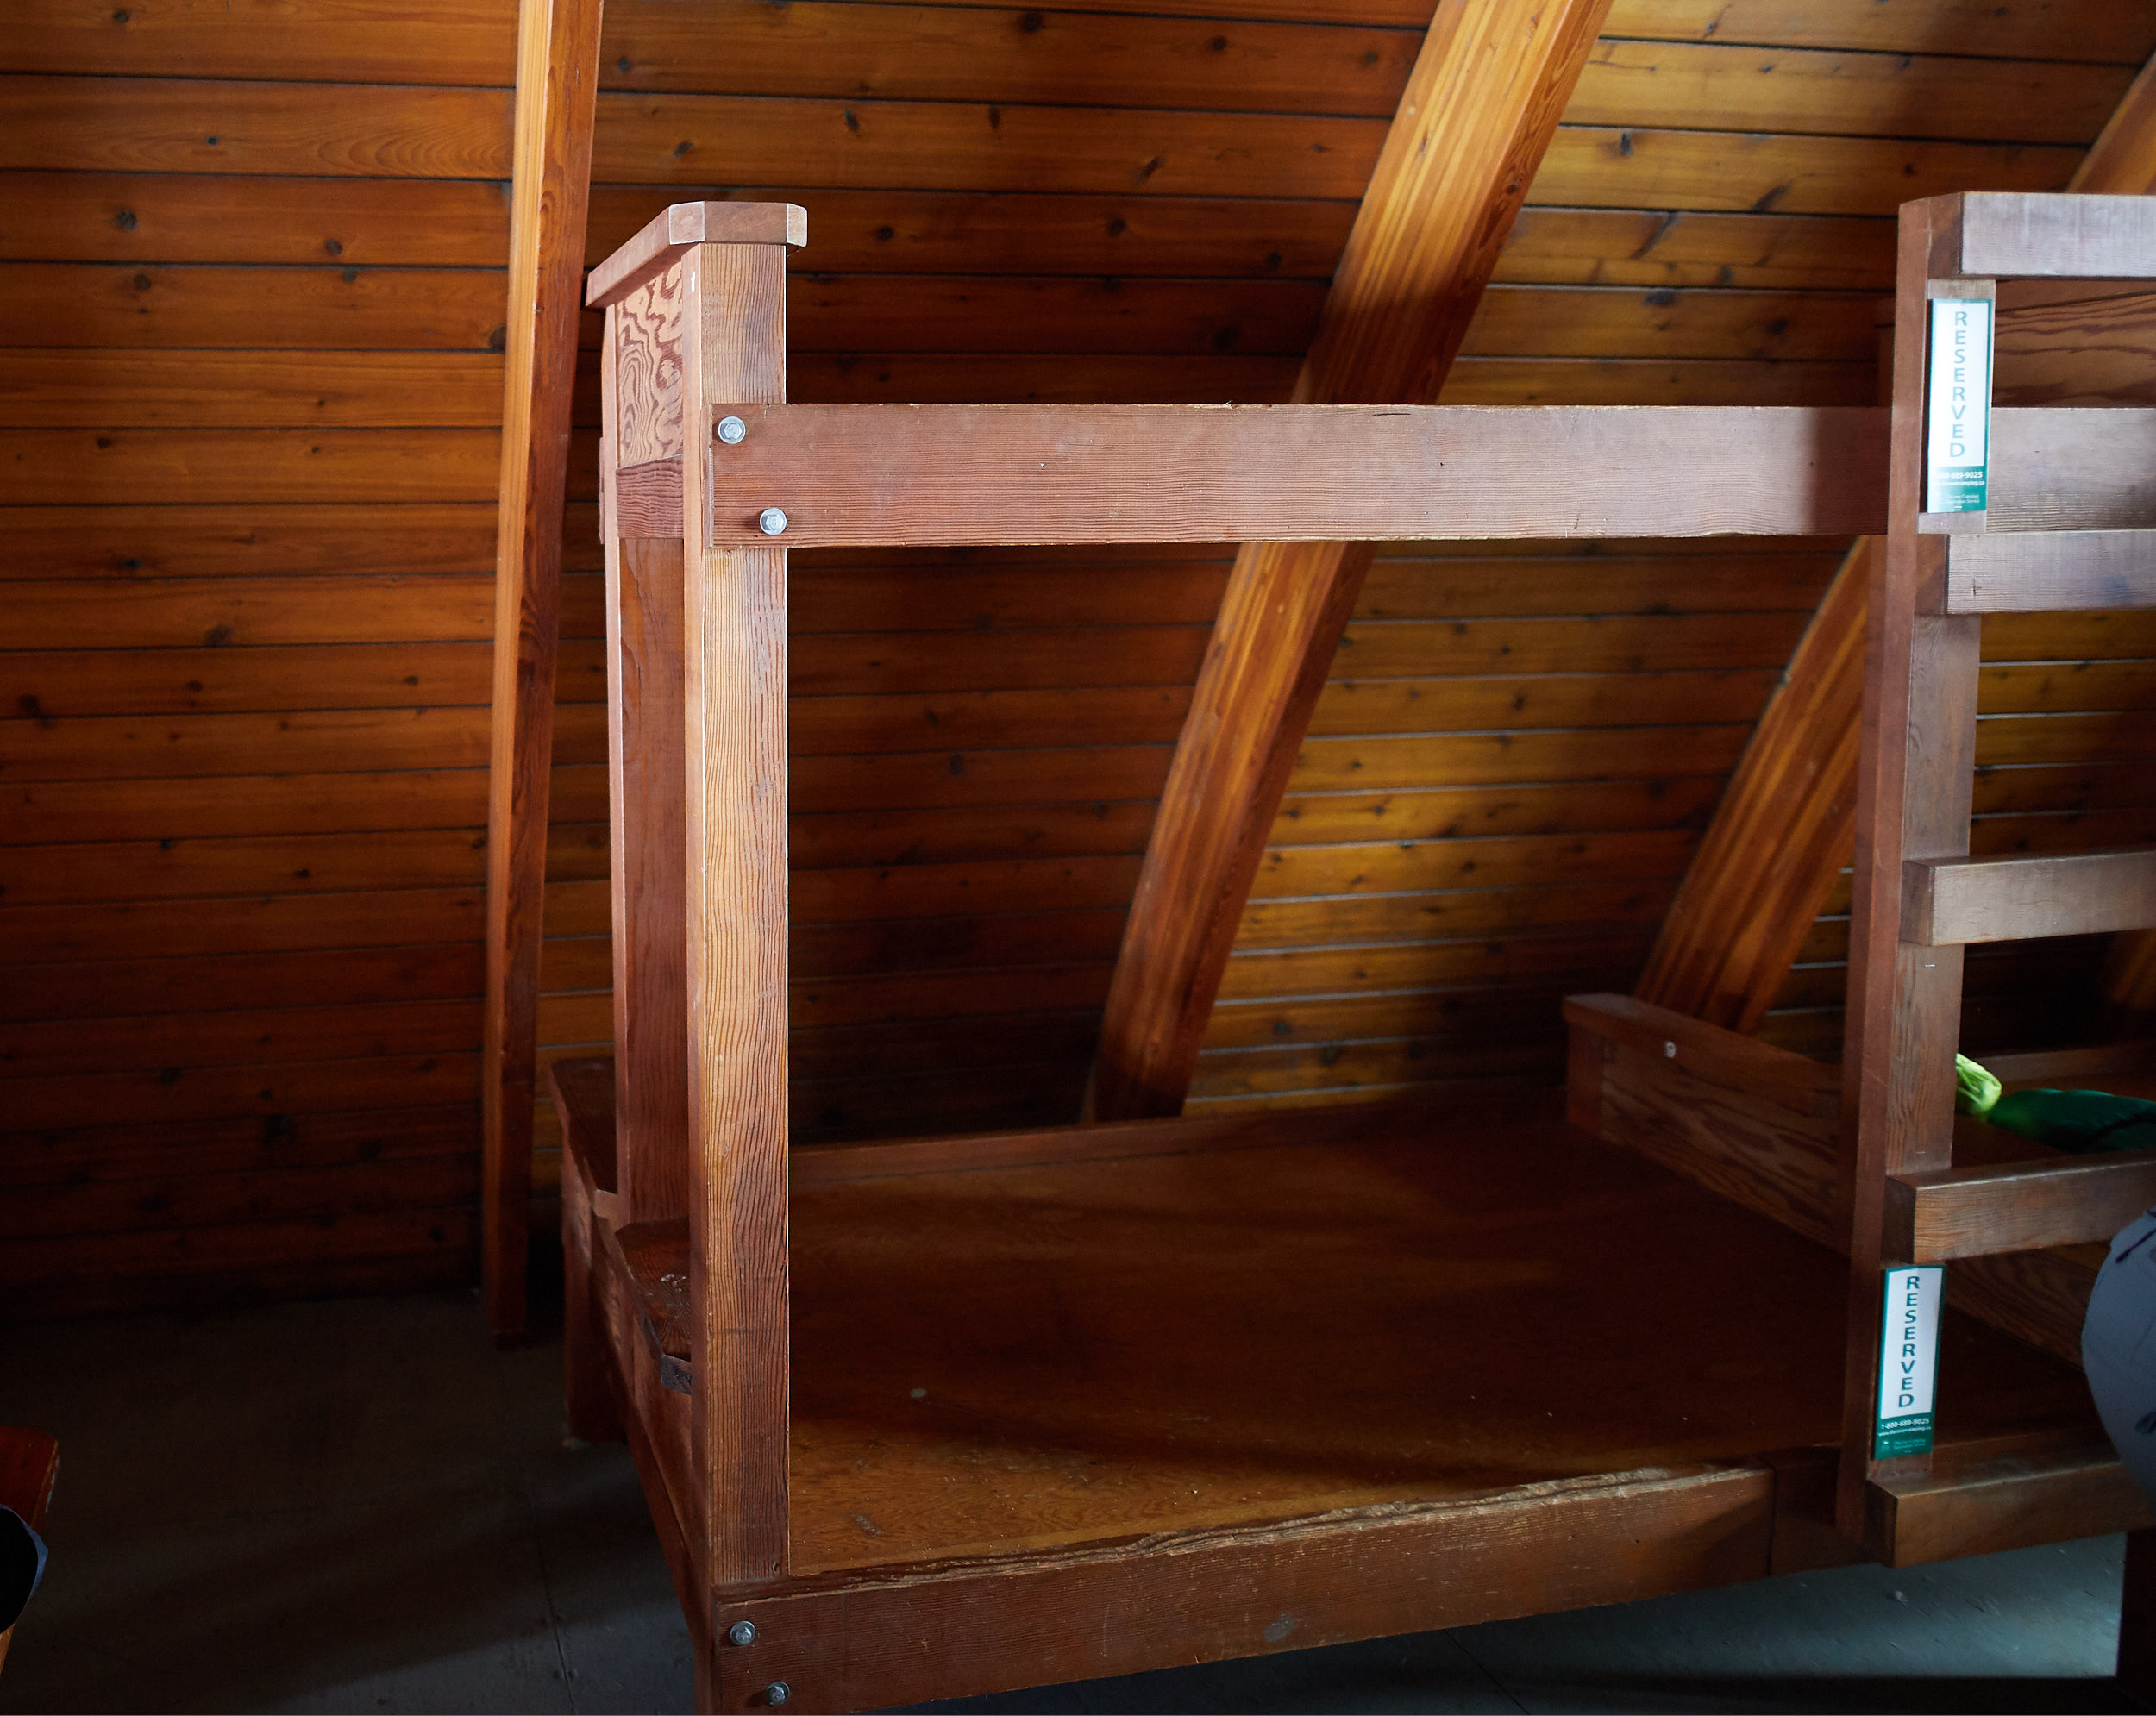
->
[728,1620,758,1646]
[764,1682,791,1705]
[718,415,747,445]
[758,507,788,535]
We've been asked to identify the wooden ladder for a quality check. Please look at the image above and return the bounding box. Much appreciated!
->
[1843,190,2156,1551]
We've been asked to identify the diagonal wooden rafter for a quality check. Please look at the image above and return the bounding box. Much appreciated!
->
[1633,47,2156,1038]
[1089,0,1618,1121]
[481,0,608,1340]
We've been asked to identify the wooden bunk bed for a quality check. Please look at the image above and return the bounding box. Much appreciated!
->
[536,191,2156,1711]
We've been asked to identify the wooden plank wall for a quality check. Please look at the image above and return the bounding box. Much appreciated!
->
[7,0,2156,1311]
[0,9,521,1314]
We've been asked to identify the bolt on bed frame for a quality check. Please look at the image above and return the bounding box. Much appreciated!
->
[548,192,2156,1713]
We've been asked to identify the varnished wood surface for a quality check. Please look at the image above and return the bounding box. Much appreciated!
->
[1908,847,2156,945]
[586,200,806,308]
[590,1095,2095,1590]
[702,404,1890,548]
[1940,529,2156,612]
[1888,1151,2156,1265]
[1957,191,2156,282]
[16,0,2156,1315]
[1837,196,1979,1527]
[1633,540,1870,1030]
[1087,0,1614,1123]
[1866,1432,2156,1568]
[722,1464,1780,1713]
[481,0,605,1342]
[780,1096,2089,1575]
[1565,995,2109,1370]
[674,235,795,1594]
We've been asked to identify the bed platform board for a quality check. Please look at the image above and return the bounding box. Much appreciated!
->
[553,1056,2134,1709]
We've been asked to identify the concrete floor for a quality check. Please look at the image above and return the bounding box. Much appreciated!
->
[0,1288,2143,1714]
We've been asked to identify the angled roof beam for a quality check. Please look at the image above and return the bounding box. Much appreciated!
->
[482,0,607,1340]
[1088,0,1618,1121]
[1634,51,2156,1038]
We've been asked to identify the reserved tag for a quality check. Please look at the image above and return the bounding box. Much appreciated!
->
[1875,1264,1945,1459]
[1925,298,1992,513]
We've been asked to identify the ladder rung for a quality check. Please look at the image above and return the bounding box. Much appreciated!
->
[1959,192,2156,282]
[1865,1433,2153,1567]
[1904,849,2156,944]
[1940,529,2156,613]
[1885,1152,2156,1263]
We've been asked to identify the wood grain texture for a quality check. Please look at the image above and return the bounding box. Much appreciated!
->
[615,268,686,467]
[675,235,794,1596]
[718,1467,1783,1713]
[1564,997,2109,1377]
[608,535,691,1223]
[1941,529,2156,611]
[1838,197,1984,1535]
[1908,849,2156,944]
[1886,1153,2156,1265]
[1957,191,2156,281]
[482,0,606,1342]
[1083,0,1614,1122]
[701,404,1890,548]
[1865,1435,2155,1569]
[1633,537,1870,1031]
[586,201,806,307]
[551,1056,624,1444]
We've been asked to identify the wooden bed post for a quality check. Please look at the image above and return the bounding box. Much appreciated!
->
[677,215,800,1692]
[585,207,805,1703]
[1836,192,1984,1538]
[481,0,606,1341]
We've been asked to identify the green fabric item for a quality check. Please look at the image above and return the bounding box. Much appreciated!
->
[1984,1087,2156,1153]
[1955,1054,2156,1152]
[1955,1053,2002,1118]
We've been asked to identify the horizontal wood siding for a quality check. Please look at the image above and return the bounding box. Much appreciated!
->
[7,0,2155,1308]
[0,16,517,1313]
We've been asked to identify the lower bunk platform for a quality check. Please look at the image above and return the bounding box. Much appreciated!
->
[550,1057,2141,1713]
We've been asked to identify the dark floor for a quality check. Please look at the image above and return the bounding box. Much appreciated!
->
[0,1289,2142,1714]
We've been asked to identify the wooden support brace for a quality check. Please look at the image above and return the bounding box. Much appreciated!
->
[482,0,606,1342]
[1088,0,1617,1120]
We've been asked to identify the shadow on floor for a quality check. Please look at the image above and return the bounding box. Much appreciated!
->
[0,1290,2138,1714]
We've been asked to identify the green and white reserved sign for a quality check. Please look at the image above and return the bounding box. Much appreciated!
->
[1875,1264,1945,1459]
[1926,297,1992,514]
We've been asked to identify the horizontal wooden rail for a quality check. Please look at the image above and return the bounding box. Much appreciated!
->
[1935,529,2156,613]
[1958,191,2156,283]
[680,404,1891,548]
[1886,1154,2156,1264]
[1564,993,2110,1370]
[1906,849,2156,944]
[1865,1431,2155,1568]
[1948,407,2156,535]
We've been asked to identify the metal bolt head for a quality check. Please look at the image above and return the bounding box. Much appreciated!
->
[727,1620,757,1647]
[718,415,747,445]
[764,1682,791,1707]
[757,507,788,536]
[1663,1040,1677,1059]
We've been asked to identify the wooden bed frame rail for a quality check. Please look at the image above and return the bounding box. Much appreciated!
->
[530,190,2156,1708]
